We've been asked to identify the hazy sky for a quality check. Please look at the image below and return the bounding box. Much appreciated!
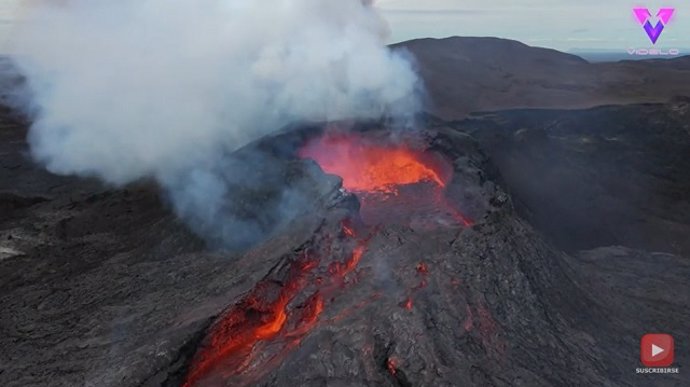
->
[2,0,689,51]
[0,1,21,49]
[378,0,689,50]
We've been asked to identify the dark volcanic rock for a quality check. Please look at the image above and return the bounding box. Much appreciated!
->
[444,99,690,257]
[0,114,344,386]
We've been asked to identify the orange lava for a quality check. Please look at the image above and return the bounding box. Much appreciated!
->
[341,219,356,238]
[185,131,472,385]
[184,220,373,387]
[387,357,398,376]
[183,263,314,387]
[298,132,447,194]
[402,297,414,310]
[286,293,324,338]
[299,131,473,228]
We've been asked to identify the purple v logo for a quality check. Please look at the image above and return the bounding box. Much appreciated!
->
[633,8,675,44]
[643,20,665,44]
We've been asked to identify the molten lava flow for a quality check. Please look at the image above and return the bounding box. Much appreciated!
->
[387,357,398,376]
[299,131,473,228]
[184,219,374,387]
[341,219,356,238]
[183,259,316,387]
[285,293,324,338]
[299,132,446,195]
[331,243,366,276]
[402,261,430,310]
[402,297,413,310]
[185,131,474,386]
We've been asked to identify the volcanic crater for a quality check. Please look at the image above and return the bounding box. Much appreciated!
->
[174,125,488,386]
[156,123,645,387]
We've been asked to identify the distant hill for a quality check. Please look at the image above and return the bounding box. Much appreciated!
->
[394,37,690,119]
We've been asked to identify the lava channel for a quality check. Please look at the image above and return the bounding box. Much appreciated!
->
[183,221,374,387]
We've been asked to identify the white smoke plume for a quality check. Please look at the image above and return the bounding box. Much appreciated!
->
[9,0,421,248]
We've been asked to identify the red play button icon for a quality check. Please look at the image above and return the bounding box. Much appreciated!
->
[640,334,674,367]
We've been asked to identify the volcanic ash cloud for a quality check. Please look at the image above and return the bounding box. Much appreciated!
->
[9,0,421,248]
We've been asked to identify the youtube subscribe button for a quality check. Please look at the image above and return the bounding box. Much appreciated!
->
[641,334,674,367]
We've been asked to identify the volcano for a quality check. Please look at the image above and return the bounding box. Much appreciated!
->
[157,120,687,386]
[181,129,476,386]
[2,52,689,385]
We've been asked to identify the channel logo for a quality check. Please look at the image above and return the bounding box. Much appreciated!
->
[633,8,675,44]
[640,334,674,367]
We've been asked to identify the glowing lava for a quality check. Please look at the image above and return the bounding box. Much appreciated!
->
[387,357,399,376]
[184,131,474,386]
[402,297,413,310]
[183,259,317,387]
[184,220,373,387]
[298,132,447,194]
[299,131,473,227]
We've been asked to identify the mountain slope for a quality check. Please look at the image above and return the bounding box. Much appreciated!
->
[395,37,690,119]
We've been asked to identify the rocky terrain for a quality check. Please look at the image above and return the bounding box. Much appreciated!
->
[397,37,690,120]
[444,97,690,256]
[1,38,690,387]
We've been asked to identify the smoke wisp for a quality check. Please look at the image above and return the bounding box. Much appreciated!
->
[9,0,421,248]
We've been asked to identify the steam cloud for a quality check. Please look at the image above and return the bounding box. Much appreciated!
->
[9,0,420,248]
